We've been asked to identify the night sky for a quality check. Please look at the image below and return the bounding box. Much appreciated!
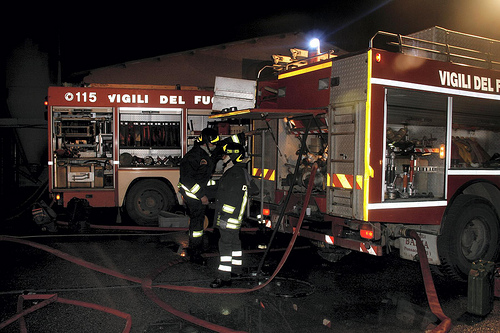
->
[5,0,500,79]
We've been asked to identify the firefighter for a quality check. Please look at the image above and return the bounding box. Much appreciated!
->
[210,142,258,288]
[210,132,246,167]
[178,127,219,264]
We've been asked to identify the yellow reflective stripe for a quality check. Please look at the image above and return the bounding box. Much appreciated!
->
[278,62,332,79]
[226,218,240,229]
[231,134,240,143]
[190,184,201,194]
[337,174,352,189]
[192,230,204,238]
[185,192,199,200]
[178,183,200,200]
[356,175,363,190]
[207,179,216,186]
[222,204,235,214]
[238,187,248,222]
[364,50,373,221]
[252,168,275,181]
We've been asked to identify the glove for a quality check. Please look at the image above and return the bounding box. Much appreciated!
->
[218,219,228,229]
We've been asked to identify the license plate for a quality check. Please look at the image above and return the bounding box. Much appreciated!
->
[399,232,441,265]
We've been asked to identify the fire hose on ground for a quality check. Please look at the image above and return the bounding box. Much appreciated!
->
[401,228,452,332]
[0,161,452,333]
[0,164,319,333]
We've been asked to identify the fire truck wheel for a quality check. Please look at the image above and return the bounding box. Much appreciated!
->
[125,179,175,225]
[437,194,500,282]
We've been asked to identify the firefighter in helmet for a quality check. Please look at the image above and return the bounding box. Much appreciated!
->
[178,127,219,264]
[210,142,258,288]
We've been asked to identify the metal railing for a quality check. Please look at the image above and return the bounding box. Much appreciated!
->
[370,26,500,70]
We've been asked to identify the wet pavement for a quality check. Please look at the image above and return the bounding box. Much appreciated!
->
[0,211,499,333]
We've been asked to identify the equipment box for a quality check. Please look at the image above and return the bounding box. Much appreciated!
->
[158,211,189,227]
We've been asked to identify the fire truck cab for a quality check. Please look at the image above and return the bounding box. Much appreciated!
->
[46,85,213,225]
[210,27,500,281]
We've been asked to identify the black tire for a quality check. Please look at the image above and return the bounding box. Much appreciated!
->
[125,179,175,225]
[437,195,500,281]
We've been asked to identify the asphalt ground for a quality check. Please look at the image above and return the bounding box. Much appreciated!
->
[0,212,499,333]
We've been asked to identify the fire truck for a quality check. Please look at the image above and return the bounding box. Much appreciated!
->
[209,27,500,281]
[44,84,213,225]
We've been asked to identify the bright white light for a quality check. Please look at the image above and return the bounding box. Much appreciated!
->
[309,38,321,54]
[309,38,320,49]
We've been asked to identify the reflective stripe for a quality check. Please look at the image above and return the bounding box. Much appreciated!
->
[218,264,232,272]
[192,230,204,238]
[220,256,232,262]
[190,183,201,194]
[231,134,240,143]
[185,192,199,200]
[232,251,242,257]
[232,259,242,266]
[222,204,235,214]
[207,179,216,186]
[178,183,200,200]
[238,187,248,222]
[226,218,240,229]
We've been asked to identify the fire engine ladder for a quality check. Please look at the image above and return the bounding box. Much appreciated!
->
[327,103,362,218]
[244,127,270,224]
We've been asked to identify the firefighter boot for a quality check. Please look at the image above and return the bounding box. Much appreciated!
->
[189,252,206,265]
[186,246,206,265]
[188,232,206,265]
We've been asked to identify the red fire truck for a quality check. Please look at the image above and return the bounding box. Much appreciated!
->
[210,27,500,281]
[45,84,213,225]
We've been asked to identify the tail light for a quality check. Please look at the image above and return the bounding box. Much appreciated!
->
[54,193,63,205]
[360,224,374,239]
[360,223,381,240]
[259,208,272,228]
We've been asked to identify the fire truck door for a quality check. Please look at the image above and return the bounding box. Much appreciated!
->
[327,102,365,220]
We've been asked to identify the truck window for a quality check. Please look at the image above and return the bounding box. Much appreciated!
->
[451,96,500,169]
[385,88,447,201]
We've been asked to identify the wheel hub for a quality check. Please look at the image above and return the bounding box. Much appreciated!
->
[461,218,488,260]
[138,190,164,215]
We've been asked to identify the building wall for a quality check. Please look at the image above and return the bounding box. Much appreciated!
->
[83,33,330,88]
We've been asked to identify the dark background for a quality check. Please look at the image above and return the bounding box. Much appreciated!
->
[5,0,500,80]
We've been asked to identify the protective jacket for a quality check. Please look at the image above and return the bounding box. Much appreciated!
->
[178,143,215,200]
[215,163,256,230]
